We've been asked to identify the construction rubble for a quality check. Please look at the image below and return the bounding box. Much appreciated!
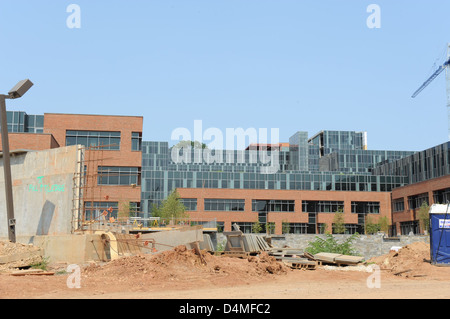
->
[0,227,437,283]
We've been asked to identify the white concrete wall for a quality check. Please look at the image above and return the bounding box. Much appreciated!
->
[0,146,82,238]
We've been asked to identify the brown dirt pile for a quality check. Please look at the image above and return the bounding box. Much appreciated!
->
[0,241,43,272]
[83,246,289,288]
[367,242,437,278]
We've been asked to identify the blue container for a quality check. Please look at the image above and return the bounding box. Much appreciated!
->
[430,204,450,266]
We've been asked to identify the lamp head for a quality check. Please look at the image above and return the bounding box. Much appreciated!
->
[8,79,33,99]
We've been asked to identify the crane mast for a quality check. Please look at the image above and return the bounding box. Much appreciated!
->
[412,44,450,140]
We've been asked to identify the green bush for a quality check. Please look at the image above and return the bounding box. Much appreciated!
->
[305,233,360,256]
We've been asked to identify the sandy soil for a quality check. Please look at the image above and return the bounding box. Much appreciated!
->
[1,242,450,299]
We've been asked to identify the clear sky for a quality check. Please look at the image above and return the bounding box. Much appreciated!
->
[0,1,449,151]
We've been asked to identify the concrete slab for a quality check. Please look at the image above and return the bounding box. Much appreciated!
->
[0,249,43,264]
[141,226,204,252]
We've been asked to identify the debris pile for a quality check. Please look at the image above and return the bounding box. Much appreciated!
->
[367,242,435,278]
[83,245,289,287]
[0,241,43,272]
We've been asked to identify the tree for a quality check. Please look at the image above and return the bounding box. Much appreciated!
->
[379,216,390,234]
[305,234,360,256]
[365,215,380,235]
[319,223,329,234]
[152,190,189,223]
[174,140,208,149]
[333,212,346,234]
[252,220,263,234]
[418,202,430,234]
[267,222,275,235]
[282,220,290,234]
[118,201,137,221]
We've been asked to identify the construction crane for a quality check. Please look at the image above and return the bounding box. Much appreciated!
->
[412,44,450,140]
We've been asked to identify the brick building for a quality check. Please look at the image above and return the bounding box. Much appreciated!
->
[142,131,416,235]
[43,113,143,222]
[3,111,143,224]
[4,109,450,236]
[375,142,450,235]
[177,187,391,235]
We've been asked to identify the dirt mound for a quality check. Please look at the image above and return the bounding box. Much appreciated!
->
[83,246,289,288]
[0,241,43,272]
[368,242,436,278]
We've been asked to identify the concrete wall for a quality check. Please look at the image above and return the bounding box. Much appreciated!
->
[141,226,205,252]
[30,234,102,264]
[0,146,82,238]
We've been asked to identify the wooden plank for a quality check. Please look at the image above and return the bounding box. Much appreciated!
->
[11,269,55,276]
[314,253,342,264]
[277,257,313,263]
[303,252,316,261]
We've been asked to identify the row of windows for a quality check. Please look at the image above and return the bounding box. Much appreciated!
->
[252,200,295,212]
[204,199,245,211]
[393,198,405,212]
[97,166,140,186]
[393,195,428,212]
[180,198,198,211]
[143,179,403,193]
[84,201,140,220]
[351,202,380,214]
[84,201,119,220]
[66,131,121,150]
[66,130,143,151]
[392,188,450,213]
[179,198,380,214]
[228,222,362,234]
[303,201,344,213]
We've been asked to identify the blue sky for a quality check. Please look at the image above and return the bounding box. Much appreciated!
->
[0,1,449,151]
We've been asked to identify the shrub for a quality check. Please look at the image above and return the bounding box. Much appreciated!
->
[305,233,360,256]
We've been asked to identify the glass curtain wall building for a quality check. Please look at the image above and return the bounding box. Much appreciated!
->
[141,130,415,216]
[3,111,44,133]
[373,142,450,184]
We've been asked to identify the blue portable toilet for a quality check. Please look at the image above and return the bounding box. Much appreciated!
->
[430,204,450,266]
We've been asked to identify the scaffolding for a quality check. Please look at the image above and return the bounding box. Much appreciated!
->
[71,143,143,233]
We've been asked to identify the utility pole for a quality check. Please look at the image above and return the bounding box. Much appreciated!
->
[0,79,34,243]
[0,95,16,242]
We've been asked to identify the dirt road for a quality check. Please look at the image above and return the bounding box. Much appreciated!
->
[1,267,449,299]
[2,242,450,299]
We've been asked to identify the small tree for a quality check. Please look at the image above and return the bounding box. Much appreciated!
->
[266,222,275,235]
[319,223,329,234]
[282,220,290,234]
[379,216,390,234]
[118,201,132,222]
[418,202,430,234]
[174,140,208,149]
[152,189,189,223]
[252,220,263,234]
[365,215,380,235]
[333,212,346,234]
[306,234,360,256]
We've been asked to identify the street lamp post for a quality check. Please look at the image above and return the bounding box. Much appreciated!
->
[0,79,33,243]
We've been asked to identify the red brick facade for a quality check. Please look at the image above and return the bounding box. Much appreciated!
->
[391,175,450,234]
[178,188,392,235]
[0,133,59,152]
[42,113,143,214]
